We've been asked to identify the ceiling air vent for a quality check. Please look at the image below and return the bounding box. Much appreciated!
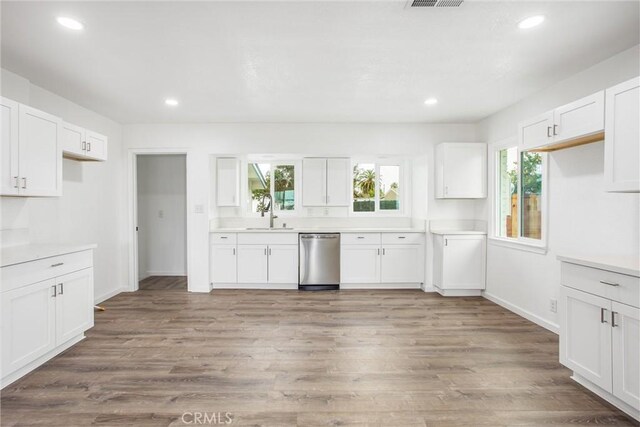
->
[408,0,464,7]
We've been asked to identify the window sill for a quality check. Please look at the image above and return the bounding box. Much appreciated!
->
[488,237,548,255]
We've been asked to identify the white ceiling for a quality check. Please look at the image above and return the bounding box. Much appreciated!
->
[1,1,638,124]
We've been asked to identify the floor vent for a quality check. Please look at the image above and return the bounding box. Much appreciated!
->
[409,0,464,7]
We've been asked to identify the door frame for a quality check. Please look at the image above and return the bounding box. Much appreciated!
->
[128,148,189,291]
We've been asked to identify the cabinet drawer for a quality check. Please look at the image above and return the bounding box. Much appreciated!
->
[382,233,424,245]
[561,262,639,307]
[341,233,381,245]
[1,250,93,293]
[237,232,298,245]
[210,233,237,245]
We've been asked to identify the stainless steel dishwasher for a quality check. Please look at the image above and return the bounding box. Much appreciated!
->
[299,233,340,290]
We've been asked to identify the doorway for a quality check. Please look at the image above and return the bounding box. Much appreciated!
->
[135,154,187,291]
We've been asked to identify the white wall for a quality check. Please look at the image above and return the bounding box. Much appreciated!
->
[477,45,640,332]
[0,69,128,303]
[137,155,186,279]
[123,123,481,291]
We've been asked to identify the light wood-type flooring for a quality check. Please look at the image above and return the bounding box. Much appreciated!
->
[1,277,636,426]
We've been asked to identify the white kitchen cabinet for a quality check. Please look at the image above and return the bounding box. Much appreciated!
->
[54,268,94,344]
[216,157,240,206]
[1,279,57,376]
[434,143,487,199]
[559,286,612,392]
[62,122,108,162]
[341,245,381,284]
[1,247,95,388]
[210,245,237,284]
[267,245,298,284]
[237,245,268,283]
[612,301,640,410]
[380,245,422,283]
[605,77,639,192]
[302,157,350,206]
[558,257,640,421]
[0,98,62,197]
[519,91,605,152]
[433,234,486,296]
[1,97,20,196]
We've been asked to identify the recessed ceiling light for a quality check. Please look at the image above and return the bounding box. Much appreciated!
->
[518,15,545,30]
[56,16,84,31]
[165,98,179,106]
[424,97,438,106]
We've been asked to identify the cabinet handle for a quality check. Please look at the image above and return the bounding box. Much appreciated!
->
[51,262,64,267]
[58,283,64,295]
[21,177,27,189]
[87,142,91,152]
[220,236,228,239]
[445,239,448,246]
[611,311,618,327]
[13,176,19,188]
[232,248,236,255]
[547,126,552,137]
[82,141,87,151]
[268,248,272,256]
[51,285,57,298]
[377,248,380,255]
[444,186,449,196]
[398,236,406,239]
[553,124,558,136]
[599,280,620,287]
[600,307,608,323]
[264,248,267,256]
[357,236,365,239]
[383,248,386,255]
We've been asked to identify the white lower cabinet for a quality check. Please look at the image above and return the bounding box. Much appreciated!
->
[210,245,237,283]
[433,234,486,296]
[340,232,424,287]
[559,258,640,420]
[1,249,95,388]
[267,245,298,284]
[237,245,269,283]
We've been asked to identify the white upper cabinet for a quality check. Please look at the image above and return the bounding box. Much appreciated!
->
[216,157,240,206]
[605,76,639,192]
[1,97,20,196]
[302,157,350,206]
[62,122,108,162]
[435,143,487,199]
[519,91,605,152]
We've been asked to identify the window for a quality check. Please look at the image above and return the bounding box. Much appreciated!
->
[352,162,402,214]
[248,162,296,214]
[495,146,545,243]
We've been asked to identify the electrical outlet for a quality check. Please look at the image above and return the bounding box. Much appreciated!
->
[550,298,557,313]
[194,204,205,214]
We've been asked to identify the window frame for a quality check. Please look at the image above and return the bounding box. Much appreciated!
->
[490,138,548,252]
[244,158,301,217]
[350,158,405,217]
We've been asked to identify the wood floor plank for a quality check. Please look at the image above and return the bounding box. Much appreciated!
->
[1,277,636,426]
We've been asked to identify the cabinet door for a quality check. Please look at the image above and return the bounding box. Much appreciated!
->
[381,245,422,283]
[302,158,327,206]
[605,77,639,192]
[237,245,268,283]
[326,158,350,206]
[210,245,237,283]
[84,130,108,161]
[216,158,240,206]
[1,97,20,196]
[267,245,298,284]
[612,301,640,409]
[61,122,86,158]
[519,111,554,150]
[554,91,604,143]
[18,104,62,197]
[1,279,57,376]
[441,235,486,289]
[55,268,94,345]
[559,286,612,392]
[439,143,487,198]
[340,245,380,284]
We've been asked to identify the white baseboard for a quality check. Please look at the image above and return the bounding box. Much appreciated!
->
[211,283,298,290]
[436,286,482,297]
[482,291,559,334]
[95,287,125,304]
[572,373,640,421]
[146,271,186,277]
[340,283,421,289]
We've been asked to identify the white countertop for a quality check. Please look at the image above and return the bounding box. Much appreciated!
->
[558,254,640,278]
[1,243,97,268]
[211,227,426,233]
[430,229,487,235]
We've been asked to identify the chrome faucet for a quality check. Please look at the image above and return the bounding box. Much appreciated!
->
[260,193,278,228]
